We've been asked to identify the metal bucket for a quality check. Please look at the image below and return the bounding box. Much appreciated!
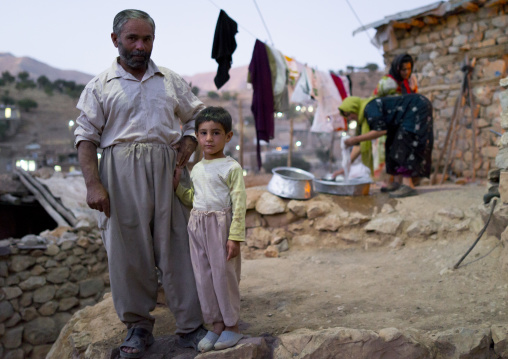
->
[267,167,315,200]
[313,177,372,196]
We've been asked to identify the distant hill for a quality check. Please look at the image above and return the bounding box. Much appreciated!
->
[0,53,94,85]
[183,66,250,93]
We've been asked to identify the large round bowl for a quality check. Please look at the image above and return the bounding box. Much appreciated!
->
[313,177,372,196]
[267,167,315,200]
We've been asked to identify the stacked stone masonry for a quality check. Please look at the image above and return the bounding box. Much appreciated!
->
[381,4,508,178]
[0,227,110,359]
[499,74,508,203]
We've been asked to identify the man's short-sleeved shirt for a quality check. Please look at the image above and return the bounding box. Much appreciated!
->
[74,58,204,148]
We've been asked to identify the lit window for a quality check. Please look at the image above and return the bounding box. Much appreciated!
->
[236,145,240,150]
[54,165,62,172]
[5,108,11,118]
[296,141,302,147]
[242,170,247,176]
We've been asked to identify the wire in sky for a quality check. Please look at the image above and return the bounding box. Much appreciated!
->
[252,0,274,46]
[344,0,383,55]
[205,0,260,40]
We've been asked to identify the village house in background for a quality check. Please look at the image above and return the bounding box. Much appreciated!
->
[355,0,508,180]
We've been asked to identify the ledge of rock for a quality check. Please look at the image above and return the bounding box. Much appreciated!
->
[47,294,507,359]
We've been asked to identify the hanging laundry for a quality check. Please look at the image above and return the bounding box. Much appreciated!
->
[211,10,238,89]
[330,72,349,100]
[265,44,289,112]
[310,70,346,133]
[284,55,301,88]
[290,65,318,105]
[284,55,302,101]
[248,39,274,170]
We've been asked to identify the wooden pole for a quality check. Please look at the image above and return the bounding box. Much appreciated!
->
[431,91,462,184]
[329,131,336,173]
[431,56,470,185]
[467,58,478,182]
[440,96,466,184]
[238,99,244,168]
[288,116,294,167]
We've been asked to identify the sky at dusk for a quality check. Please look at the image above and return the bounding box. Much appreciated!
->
[2,0,439,77]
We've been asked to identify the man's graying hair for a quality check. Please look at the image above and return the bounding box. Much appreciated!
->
[113,9,155,36]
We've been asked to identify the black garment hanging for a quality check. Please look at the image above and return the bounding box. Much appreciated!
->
[211,10,238,89]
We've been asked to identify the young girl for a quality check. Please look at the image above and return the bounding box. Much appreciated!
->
[174,106,246,352]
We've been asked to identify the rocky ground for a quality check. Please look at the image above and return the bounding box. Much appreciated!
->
[46,182,508,358]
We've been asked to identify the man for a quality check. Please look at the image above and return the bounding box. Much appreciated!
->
[74,9,206,358]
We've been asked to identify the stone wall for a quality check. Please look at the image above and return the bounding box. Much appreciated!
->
[380,4,508,178]
[0,226,109,359]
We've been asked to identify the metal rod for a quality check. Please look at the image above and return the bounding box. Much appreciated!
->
[453,198,497,269]
[288,116,294,167]
[238,99,244,168]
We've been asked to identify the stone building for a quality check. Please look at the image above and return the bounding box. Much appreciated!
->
[355,0,508,179]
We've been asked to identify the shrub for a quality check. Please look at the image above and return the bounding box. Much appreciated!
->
[18,98,38,112]
[207,91,219,99]
[222,91,231,100]
[0,90,15,105]
[1,71,15,84]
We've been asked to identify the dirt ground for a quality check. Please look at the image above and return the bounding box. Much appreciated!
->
[151,183,508,341]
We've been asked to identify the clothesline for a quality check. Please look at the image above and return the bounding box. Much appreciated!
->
[205,0,262,43]
[211,7,351,170]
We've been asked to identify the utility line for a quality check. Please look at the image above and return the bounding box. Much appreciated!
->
[344,0,383,55]
[206,0,260,40]
[252,0,274,46]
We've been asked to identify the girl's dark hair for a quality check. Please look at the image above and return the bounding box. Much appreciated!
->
[195,106,232,133]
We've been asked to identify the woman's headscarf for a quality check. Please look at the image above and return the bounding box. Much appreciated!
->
[339,96,376,174]
[389,54,414,83]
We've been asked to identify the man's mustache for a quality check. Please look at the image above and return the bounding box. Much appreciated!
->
[130,51,149,57]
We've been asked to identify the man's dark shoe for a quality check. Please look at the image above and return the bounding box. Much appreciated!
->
[380,182,401,193]
[389,184,418,198]
[178,325,207,351]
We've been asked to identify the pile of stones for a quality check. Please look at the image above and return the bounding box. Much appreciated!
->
[0,226,109,359]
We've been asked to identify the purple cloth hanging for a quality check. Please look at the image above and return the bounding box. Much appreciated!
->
[248,39,274,170]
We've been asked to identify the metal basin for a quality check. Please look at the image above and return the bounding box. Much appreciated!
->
[267,167,315,200]
[313,177,372,196]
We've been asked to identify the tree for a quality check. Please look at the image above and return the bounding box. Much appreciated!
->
[37,75,52,89]
[207,91,219,99]
[17,71,30,82]
[191,86,200,96]
[364,63,379,72]
[1,71,15,84]
[15,80,36,90]
[17,98,38,112]
[0,90,15,105]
